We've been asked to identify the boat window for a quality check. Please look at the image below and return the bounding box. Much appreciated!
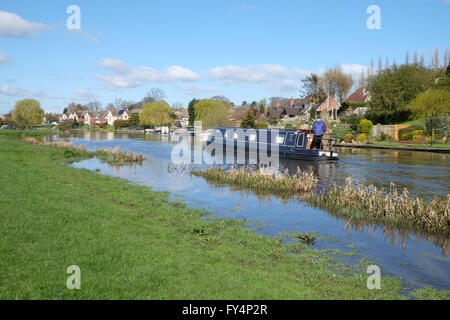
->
[296,133,305,147]
[249,134,256,141]
[285,132,297,146]
[233,132,238,139]
[275,133,286,144]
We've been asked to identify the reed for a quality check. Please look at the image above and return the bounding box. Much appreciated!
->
[192,166,317,196]
[23,137,145,165]
[191,166,450,236]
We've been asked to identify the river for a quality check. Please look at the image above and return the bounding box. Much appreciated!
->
[53,130,449,293]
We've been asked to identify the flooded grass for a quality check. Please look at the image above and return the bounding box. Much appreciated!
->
[191,166,450,238]
[23,136,145,165]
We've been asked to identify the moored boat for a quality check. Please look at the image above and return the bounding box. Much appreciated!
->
[206,127,338,161]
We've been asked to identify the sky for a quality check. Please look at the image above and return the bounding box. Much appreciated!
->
[0,0,449,114]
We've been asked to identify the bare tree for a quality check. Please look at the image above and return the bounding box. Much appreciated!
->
[86,101,102,112]
[443,49,449,69]
[432,48,440,70]
[323,67,353,104]
[413,51,418,65]
[405,52,409,65]
[378,57,383,73]
[359,69,366,88]
[385,57,389,69]
[370,59,375,76]
[420,53,425,66]
[172,102,184,110]
[144,88,166,103]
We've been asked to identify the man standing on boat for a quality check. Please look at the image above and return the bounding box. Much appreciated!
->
[311,116,327,150]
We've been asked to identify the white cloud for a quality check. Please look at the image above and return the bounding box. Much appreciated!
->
[206,63,367,94]
[179,85,218,96]
[0,51,11,64]
[0,85,28,97]
[69,29,98,43]
[76,89,98,100]
[96,58,200,88]
[0,11,50,37]
[0,84,62,99]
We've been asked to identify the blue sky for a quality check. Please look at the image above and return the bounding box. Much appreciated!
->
[0,0,449,113]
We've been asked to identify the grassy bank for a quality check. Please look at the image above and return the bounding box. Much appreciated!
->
[192,167,449,238]
[0,135,415,299]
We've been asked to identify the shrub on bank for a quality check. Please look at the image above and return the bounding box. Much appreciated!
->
[331,124,352,142]
[359,119,373,135]
[356,133,368,143]
[344,133,354,143]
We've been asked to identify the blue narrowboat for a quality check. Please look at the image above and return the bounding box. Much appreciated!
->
[206,127,339,161]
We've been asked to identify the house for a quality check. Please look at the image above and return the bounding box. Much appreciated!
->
[317,96,341,121]
[265,108,286,119]
[95,112,109,125]
[83,112,96,126]
[117,109,130,120]
[59,113,70,122]
[73,112,85,123]
[106,110,118,125]
[342,88,370,117]
[344,88,371,104]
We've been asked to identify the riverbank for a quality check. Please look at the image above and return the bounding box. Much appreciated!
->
[0,135,418,299]
[336,142,450,153]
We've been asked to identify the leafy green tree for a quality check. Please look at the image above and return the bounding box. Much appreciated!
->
[188,98,198,126]
[12,99,44,129]
[367,64,443,123]
[128,112,140,126]
[139,101,174,127]
[194,99,230,129]
[240,109,256,128]
[407,89,450,119]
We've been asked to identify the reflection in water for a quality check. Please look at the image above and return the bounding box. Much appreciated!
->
[57,131,449,290]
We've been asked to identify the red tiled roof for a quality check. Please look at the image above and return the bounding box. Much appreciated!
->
[344,88,370,103]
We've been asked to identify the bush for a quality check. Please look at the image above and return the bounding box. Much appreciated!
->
[365,108,411,125]
[344,133,354,143]
[285,123,297,130]
[359,119,373,135]
[114,120,129,129]
[341,115,363,132]
[425,117,449,139]
[356,133,368,143]
[268,116,279,125]
[254,122,268,129]
[398,124,424,140]
[330,124,352,142]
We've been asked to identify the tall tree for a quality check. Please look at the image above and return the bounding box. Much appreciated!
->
[300,73,326,104]
[323,67,354,104]
[194,99,230,129]
[240,109,256,128]
[187,98,198,126]
[12,99,44,129]
[140,101,173,127]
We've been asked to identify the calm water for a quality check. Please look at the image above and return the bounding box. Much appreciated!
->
[54,131,449,292]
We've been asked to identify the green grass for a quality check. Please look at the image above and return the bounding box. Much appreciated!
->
[373,141,450,149]
[0,136,427,299]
